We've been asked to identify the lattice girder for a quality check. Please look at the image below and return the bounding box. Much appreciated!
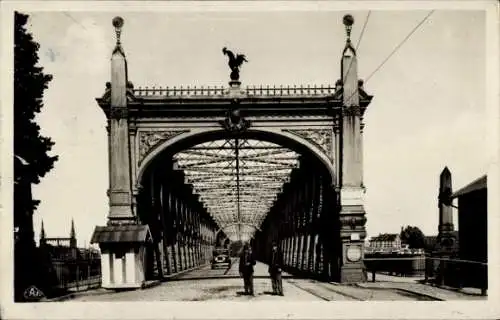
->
[173,138,300,240]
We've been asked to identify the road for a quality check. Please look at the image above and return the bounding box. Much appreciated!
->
[70,259,443,301]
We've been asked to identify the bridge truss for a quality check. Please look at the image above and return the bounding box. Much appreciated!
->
[92,14,372,287]
[174,138,300,241]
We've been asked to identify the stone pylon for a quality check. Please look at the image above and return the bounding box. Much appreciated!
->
[107,16,136,224]
[90,17,152,291]
[437,167,455,252]
[337,14,367,283]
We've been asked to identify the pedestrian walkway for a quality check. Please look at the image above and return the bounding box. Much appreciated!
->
[48,260,487,302]
[357,273,486,301]
[371,272,425,283]
[171,258,291,280]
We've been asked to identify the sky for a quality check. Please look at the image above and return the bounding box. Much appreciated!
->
[17,9,490,247]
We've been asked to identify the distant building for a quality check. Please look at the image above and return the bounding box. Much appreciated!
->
[424,236,437,251]
[369,233,402,249]
[39,219,99,260]
[424,231,459,252]
[452,175,487,263]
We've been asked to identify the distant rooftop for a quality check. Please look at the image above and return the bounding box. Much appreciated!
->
[452,175,487,198]
[370,233,400,242]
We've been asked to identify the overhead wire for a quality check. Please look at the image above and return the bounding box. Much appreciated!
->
[364,10,435,83]
[344,10,435,104]
[62,12,87,30]
[355,11,371,52]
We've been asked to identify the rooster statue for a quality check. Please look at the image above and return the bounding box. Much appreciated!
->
[222,47,248,81]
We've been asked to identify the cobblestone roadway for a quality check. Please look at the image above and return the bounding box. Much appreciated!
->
[70,260,472,301]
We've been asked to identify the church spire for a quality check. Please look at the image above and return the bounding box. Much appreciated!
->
[70,218,77,248]
[70,218,76,239]
[40,220,46,244]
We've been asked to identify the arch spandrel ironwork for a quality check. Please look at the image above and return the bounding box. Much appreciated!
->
[284,128,334,162]
[135,128,338,191]
[133,123,339,242]
[138,130,190,165]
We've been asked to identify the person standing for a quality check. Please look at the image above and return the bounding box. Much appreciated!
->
[239,243,256,295]
[268,241,284,296]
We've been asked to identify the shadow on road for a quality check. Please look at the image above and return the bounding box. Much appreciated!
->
[165,275,295,282]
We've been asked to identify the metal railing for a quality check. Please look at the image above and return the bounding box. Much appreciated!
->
[364,254,426,279]
[246,85,336,97]
[51,258,101,293]
[133,85,337,97]
[363,254,487,296]
[424,256,487,295]
[134,86,226,97]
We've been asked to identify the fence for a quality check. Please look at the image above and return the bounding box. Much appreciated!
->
[424,256,487,295]
[51,258,101,293]
[363,254,487,296]
[133,85,337,98]
[364,254,426,280]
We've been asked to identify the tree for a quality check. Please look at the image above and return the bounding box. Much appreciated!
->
[14,11,58,301]
[400,226,426,249]
[14,11,58,224]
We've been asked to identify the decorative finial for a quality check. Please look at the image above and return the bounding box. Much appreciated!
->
[222,47,248,82]
[343,14,354,42]
[112,16,124,45]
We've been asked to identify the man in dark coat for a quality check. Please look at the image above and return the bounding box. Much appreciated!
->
[239,243,256,295]
[268,241,284,296]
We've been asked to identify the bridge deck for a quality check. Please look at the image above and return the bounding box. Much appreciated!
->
[64,260,484,302]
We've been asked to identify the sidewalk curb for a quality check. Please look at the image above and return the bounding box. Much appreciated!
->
[354,283,445,301]
[141,280,162,289]
[41,287,117,302]
[391,287,445,301]
[424,283,487,297]
[43,281,161,302]
[41,293,76,302]
[164,263,210,279]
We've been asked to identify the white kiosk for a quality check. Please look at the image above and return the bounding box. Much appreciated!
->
[91,224,152,289]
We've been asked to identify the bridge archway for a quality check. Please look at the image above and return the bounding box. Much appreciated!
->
[136,128,336,189]
[217,222,261,234]
[137,129,334,239]
[214,223,260,253]
[214,223,261,245]
[137,131,339,280]
[91,15,373,290]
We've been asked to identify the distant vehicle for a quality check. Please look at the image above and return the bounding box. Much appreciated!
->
[211,247,231,269]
